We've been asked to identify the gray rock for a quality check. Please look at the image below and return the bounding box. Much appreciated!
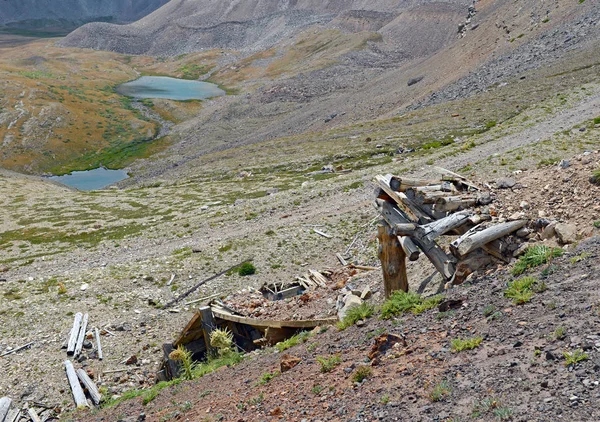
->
[338,295,362,320]
[554,223,577,244]
[496,178,516,189]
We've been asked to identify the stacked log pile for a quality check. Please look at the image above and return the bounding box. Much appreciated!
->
[374,168,529,294]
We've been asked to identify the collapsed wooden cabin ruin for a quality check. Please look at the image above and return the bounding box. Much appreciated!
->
[160,298,337,381]
[374,167,528,295]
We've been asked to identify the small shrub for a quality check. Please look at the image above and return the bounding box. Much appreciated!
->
[168,345,196,380]
[311,385,324,394]
[436,310,455,320]
[337,302,375,330]
[451,336,483,352]
[563,349,588,366]
[210,328,234,357]
[256,370,280,386]
[351,366,372,383]
[512,245,563,275]
[570,252,591,264]
[430,380,451,402]
[380,394,390,404]
[482,305,496,317]
[505,276,548,305]
[554,326,567,340]
[594,220,600,228]
[381,291,443,319]
[317,355,342,373]
[275,331,312,352]
[238,262,256,276]
[493,407,514,420]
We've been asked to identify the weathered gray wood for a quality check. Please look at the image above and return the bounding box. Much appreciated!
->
[94,328,103,361]
[64,360,87,408]
[434,196,477,213]
[67,312,83,355]
[432,166,480,191]
[376,200,456,279]
[0,397,12,422]
[76,368,102,406]
[389,176,445,192]
[336,253,348,266]
[5,409,19,422]
[0,342,34,358]
[399,236,420,261]
[419,212,472,242]
[74,313,89,358]
[375,175,421,222]
[26,407,41,422]
[451,220,527,258]
[199,306,218,358]
[378,225,408,295]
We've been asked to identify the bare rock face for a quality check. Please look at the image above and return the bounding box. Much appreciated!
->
[59,0,470,56]
[0,0,169,31]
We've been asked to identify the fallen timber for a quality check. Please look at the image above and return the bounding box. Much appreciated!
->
[374,169,528,295]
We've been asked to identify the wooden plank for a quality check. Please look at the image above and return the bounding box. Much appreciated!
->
[76,368,102,406]
[450,220,527,258]
[378,225,408,296]
[5,409,19,422]
[173,312,203,347]
[67,312,83,355]
[432,166,480,191]
[0,397,12,422]
[336,253,348,266]
[313,229,332,239]
[27,408,41,422]
[199,306,218,358]
[64,360,87,408]
[308,270,328,287]
[389,176,444,191]
[74,313,89,358]
[94,328,103,361]
[210,307,338,328]
[375,175,419,222]
[0,342,34,358]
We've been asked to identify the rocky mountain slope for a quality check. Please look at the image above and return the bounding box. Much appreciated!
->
[59,0,471,55]
[0,0,169,32]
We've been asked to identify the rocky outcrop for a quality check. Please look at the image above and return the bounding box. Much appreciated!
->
[59,0,470,56]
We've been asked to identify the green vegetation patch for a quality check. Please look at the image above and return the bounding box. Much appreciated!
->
[511,245,563,275]
[337,302,375,330]
[451,336,483,352]
[275,330,313,352]
[317,354,342,373]
[380,291,442,319]
[504,276,546,305]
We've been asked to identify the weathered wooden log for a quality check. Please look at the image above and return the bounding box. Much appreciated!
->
[450,220,527,258]
[376,199,456,279]
[5,409,19,422]
[64,360,87,408]
[399,236,420,261]
[378,225,408,296]
[199,306,218,358]
[389,176,448,192]
[432,166,480,191]
[67,312,83,355]
[419,212,472,242]
[376,175,434,223]
[0,397,12,422]
[336,253,348,266]
[94,328,103,361]
[74,313,89,358]
[76,368,102,406]
[27,408,41,422]
[434,196,477,213]
[0,342,34,358]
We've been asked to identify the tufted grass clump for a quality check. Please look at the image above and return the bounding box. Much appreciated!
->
[505,276,546,305]
[380,290,442,319]
[337,302,375,330]
[563,349,588,366]
[511,245,563,275]
[210,328,234,357]
[317,354,342,373]
[451,336,483,352]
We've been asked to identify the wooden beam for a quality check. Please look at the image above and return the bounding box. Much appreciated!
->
[76,368,102,406]
[450,220,527,258]
[5,409,19,422]
[27,408,41,422]
[67,312,83,356]
[199,306,218,358]
[399,236,420,261]
[64,360,87,408]
[432,166,480,191]
[389,176,445,191]
[94,328,103,361]
[210,307,338,328]
[0,397,12,422]
[376,200,456,279]
[74,313,89,358]
[378,225,408,296]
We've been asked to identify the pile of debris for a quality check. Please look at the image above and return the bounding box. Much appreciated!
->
[374,167,534,290]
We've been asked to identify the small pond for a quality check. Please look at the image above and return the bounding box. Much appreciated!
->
[49,168,128,191]
[116,76,226,101]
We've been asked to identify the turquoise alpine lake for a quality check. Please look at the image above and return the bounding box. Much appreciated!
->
[116,76,225,100]
[49,168,129,190]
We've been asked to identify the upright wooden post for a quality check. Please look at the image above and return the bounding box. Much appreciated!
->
[377,224,408,297]
[199,306,218,358]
